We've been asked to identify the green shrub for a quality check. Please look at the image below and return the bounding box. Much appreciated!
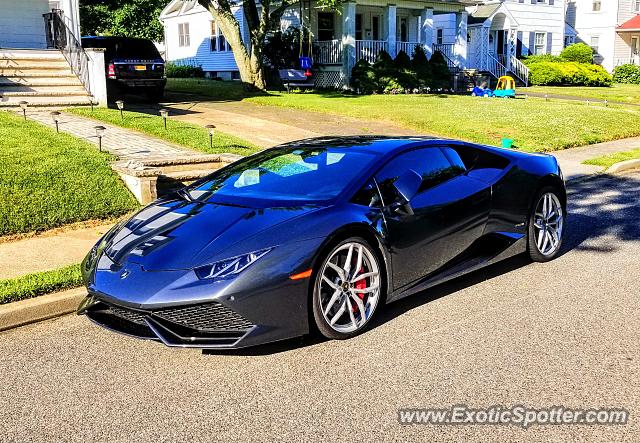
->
[378,76,405,94]
[612,64,640,84]
[394,50,411,70]
[429,51,451,89]
[165,62,204,78]
[373,50,395,76]
[522,54,563,65]
[351,59,378,94]
[528,61,612,86]
[560,43,594,64]
[411,45,432,86]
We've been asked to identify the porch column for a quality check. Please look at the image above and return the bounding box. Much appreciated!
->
[342,1,356,85]
[420,8,434,59]
[385,5,397,57]
[454,11,468,68]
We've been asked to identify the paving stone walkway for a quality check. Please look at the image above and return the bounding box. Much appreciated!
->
[27,110,199,160]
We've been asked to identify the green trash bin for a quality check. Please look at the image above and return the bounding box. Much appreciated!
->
[501,138,514,149]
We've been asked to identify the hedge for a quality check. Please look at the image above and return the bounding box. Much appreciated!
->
[560,43,594,64]
[165,62,205,78]
[528,61,612,86]
[612,64,640,84]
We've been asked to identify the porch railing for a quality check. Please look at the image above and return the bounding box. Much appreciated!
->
[509,55,530,87]
[433,44,455,62]
[356,40,387,63]
[615,58,639,66]
[396,41,421,56]
[486,53,506,80]
[317,40,343,65]
[43,10,91,94]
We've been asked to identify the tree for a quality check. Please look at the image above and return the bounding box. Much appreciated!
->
[80,0,165,42]
[198,0,339,90]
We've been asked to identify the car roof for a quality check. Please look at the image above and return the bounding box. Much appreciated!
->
[272,136,462,156]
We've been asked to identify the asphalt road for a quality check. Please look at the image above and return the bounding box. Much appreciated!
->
[1,172,639,442]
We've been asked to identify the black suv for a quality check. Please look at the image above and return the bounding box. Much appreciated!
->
[82,36,166,101]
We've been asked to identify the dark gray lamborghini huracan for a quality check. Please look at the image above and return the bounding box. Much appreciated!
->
[78,136,566,349]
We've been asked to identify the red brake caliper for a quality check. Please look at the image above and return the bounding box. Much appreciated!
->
[352,267,366,312]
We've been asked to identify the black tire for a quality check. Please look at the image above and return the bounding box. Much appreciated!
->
[312,236,384,340]
[527,186,565,262]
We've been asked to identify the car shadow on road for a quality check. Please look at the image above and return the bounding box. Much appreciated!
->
[204,173,640,356]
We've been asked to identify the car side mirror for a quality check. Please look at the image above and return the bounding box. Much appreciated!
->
[393,169,422,204]
[388,169,422,216]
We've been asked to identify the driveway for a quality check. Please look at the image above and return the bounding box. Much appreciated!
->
[1,172,639,442]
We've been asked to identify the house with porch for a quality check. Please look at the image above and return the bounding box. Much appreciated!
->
[0,0,104,106]
[566,0,640,71]
[161,0,576,87]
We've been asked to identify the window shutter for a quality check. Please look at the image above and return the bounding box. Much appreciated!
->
[517,31,523,56]
[528,32,535,55]
[547,32,553,54]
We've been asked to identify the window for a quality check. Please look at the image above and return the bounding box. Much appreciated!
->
[534,32,546,55]
[375,148,462,204]
[211,22,229,52]
[632,37,639,57]
[592,0,601,11]
[186,147,377,204]
[372,16,380,40]
[590,36,600,54]
[317,12,335,41]
[178,23,190,47]
[634,0,640,12]
[355,14,363,40]
[400,18,408,42]
[436,29,444,45]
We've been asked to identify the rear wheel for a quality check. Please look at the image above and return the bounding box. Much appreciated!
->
[528,187,565,262]
[312,238,383,340]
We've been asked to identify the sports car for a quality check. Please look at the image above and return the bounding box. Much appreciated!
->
[78,136,566,349]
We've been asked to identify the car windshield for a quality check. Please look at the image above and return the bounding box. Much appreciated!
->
[184,147,377,205]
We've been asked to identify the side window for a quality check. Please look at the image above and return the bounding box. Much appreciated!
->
[375,148,460,204]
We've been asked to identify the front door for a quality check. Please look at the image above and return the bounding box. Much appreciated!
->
[632,36,639,64]
[376,147,491,290]
[399,18,408,42]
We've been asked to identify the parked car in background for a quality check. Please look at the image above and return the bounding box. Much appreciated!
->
[82,36,166,101]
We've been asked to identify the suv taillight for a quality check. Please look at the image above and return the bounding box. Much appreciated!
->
[108,63,116,79]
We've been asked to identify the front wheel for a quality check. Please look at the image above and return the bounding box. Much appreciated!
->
[528,188,565,262]
[312,238,383,340]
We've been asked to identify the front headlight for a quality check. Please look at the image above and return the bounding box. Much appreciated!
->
[194,248,273,280]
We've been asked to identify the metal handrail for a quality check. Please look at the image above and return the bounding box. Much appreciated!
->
[486,52,506,80]
[509,55,530,87]
[43,10,91,94]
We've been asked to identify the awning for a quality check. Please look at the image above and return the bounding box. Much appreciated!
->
[617,15,640,32]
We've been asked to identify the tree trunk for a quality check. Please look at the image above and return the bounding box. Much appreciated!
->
[198,0,287,90]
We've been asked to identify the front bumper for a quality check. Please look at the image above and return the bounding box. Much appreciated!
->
[78,295,258,348]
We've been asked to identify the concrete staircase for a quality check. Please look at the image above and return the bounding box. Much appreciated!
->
[0,49,92,107]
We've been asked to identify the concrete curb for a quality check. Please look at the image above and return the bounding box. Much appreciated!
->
[607,158,640,174]
[0,287,86,332]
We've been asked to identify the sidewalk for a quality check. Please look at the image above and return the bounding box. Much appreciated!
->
[27,110,199,161]
[0,223,112,280]
[551,136,640,181]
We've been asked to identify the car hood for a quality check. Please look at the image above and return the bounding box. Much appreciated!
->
[102,198,324,271]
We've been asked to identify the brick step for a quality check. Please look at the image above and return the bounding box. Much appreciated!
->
[0,86,88,96]
[0,66,73,75]
[0,78,82,87]
[0,71,78,79]
[0,49,65,60]
[0,60,70,69]
[0,95,92,107]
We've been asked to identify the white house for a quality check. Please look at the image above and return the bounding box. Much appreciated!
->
[566,0,640,71]
[165,0,592,86]
[0,0,106,106]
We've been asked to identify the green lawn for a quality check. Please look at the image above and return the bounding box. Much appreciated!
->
[0,111,138,237]
[68,107,258,156]
[0,264,82,305]
[165,79,640,152]
[583,148,640,169]
[246,92,640,152]
[522,84,640,105]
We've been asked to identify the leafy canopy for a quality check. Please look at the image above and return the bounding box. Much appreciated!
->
[80,0,165,42]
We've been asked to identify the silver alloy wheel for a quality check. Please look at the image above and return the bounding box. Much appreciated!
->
[533,192,564,256]
[318,242,381,334]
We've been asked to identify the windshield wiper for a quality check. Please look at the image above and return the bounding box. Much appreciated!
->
[176,188,194,202]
